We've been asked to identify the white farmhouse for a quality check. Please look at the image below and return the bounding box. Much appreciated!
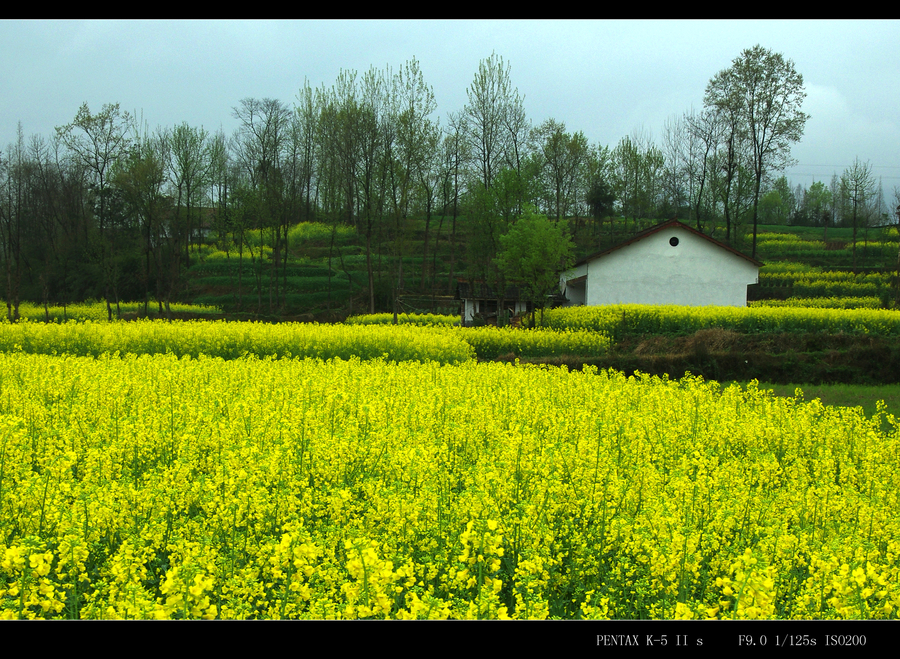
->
[559,220,762,307]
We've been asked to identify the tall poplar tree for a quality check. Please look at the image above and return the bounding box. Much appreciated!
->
[705,45,809,258]
[841,158,875,272]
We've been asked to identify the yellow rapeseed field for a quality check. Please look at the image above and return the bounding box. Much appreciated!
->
[0,318,897,619]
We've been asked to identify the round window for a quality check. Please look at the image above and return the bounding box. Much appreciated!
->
[669,236,679,246]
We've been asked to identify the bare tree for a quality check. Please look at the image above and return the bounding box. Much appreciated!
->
[661,114,688,221]
[613,130,664,231]
[841,158,875,271]
[0,125,27,321]
[702,77,751,245]
[531,118,589,222]
[893,186,900,307]
[294,79,320,224]
[440,111,469,294]
[231,98,292,312]
[385,58,440,318]
[681,108,721,233]
[169,122,210,264]
[462,52,528,192]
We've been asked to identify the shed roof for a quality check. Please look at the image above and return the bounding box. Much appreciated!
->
[456,279,566,303]
[455,279,527,301]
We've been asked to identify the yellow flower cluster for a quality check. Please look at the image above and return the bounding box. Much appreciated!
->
[714,550,777,619]
[0,544,65,618]
[451,520,508,619]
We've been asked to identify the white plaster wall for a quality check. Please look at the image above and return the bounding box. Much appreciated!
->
[463,298,529,324]
[463,299,477,323]
[561,227,758,307]
[565,280,586,306]
[559,264,587,305]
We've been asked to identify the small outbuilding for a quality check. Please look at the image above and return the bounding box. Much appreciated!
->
[456,280,531,326]
[559,220,762,307]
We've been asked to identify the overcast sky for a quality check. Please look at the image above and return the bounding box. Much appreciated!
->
[2,19,898,196]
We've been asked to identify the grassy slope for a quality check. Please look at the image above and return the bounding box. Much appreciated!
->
[179,215,897,317]
[756,382,900,425]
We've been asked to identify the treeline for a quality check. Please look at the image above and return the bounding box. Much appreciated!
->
[2,48,896,320]
[758,169,894,230]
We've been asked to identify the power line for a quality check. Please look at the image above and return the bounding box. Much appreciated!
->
[790,164,900,169]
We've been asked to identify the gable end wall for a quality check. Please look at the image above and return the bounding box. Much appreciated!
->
[573,227,758,307]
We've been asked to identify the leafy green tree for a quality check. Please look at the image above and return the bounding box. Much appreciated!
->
[613,135,642,226]
[586,177,616,238]
[804,180,832,230]
[770,175,795,224]
[758,189,784,225]
[583,143,615,240]
[56,102,133,319]
[464,180,504,287]
[496,204,574,326]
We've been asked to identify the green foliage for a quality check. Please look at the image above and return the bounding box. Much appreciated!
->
[495,205,574,320]
[758,190,785,225]
[1,300,221,322]
[455,326,610,360]
[751,297,883,310]
[287,222,356,245]
[756,382,900,423]
[587,177,616,221]
[758,266,894,304]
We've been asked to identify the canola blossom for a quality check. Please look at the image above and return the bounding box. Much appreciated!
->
[0,349,898,620]
[543,304,900,337]
[345,313,461,327]
[454,325,610,359]
[0,319,474,364]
